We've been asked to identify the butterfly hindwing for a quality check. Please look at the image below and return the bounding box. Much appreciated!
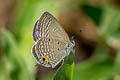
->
[34,37,67,68]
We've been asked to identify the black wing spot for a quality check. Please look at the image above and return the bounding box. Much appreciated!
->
[57,42,59,45]
[48,39,50,42]
[43,57,45,61]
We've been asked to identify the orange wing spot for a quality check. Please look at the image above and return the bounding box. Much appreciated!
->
[43,56,48,62]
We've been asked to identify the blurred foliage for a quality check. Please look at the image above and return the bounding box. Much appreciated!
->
[0,28,35,80]
[0,0,120,80]
[82,5,103,26]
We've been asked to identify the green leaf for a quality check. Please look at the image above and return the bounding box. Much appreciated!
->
[53,52,74,80]
[115,49,120,73]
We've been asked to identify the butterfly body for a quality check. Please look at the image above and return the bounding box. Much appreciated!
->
[32,12,75,68]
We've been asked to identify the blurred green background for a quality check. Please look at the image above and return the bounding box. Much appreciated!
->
[0,0,120,80]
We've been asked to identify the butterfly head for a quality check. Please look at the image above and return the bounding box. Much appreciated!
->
[66,40,75,55]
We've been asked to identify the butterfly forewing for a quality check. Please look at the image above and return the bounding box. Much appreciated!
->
[32,12,70,43]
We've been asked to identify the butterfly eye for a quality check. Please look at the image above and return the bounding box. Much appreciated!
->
[72,41,74,44]
[42,56,48,62]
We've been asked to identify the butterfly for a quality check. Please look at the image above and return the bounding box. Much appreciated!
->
[31,12,75,68]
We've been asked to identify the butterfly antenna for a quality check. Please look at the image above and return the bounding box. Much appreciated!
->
[71,29,82,40]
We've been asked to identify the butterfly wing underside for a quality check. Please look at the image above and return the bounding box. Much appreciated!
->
[32,12,71,68]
